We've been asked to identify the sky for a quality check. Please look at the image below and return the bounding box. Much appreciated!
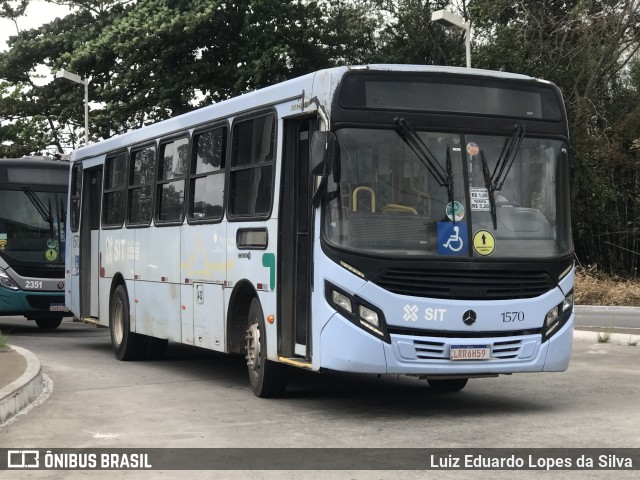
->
[0,1,72,51]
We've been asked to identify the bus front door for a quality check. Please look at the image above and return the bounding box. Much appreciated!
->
[80,167,102,320]
[279,117,315,359]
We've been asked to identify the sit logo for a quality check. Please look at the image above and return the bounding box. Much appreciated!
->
[403,305,447,322]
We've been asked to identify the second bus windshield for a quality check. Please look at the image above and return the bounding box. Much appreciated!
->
[322,128,571,259]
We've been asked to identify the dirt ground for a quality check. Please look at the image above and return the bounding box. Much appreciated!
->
[574,267,640,306]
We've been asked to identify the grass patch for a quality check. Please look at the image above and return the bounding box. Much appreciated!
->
[574,266,640,306]
[596,330,612,343]
[0,330,8,349]
[627,336,638,346]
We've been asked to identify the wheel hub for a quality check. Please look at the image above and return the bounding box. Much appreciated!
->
[246,323,261,373]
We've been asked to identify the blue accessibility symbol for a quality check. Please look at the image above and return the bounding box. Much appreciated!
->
[437,221,468,256]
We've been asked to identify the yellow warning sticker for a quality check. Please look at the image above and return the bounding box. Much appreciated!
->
[46,249,58,261]
[473,230,495,256]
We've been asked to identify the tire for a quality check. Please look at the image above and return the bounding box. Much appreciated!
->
[246,297,287,397]
[427,378,468,392]
[110,284,145,361]
[35,316,63,330]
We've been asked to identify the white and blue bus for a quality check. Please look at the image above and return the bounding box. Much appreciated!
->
[65,65,574,396]
[0,157,70,329]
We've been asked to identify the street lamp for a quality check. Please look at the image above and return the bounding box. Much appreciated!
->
[55,69,89,144]
[431,9,471,68]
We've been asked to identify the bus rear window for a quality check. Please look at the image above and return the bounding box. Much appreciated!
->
[338,73,562,120]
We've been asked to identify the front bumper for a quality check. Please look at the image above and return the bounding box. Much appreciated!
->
[319,312,573,375]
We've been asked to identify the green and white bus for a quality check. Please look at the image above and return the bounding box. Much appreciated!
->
[65,65,574,396]
[0,157,69,329]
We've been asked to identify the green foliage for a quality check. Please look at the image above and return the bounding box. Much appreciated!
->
[0,0,638,276]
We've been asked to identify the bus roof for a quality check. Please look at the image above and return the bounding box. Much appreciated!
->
[70,64,545,162]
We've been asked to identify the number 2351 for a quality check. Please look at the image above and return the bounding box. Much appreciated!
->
[501,311,524,322]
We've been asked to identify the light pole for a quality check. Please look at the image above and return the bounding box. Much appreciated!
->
[431,9,471,68]
[55,69,89,144]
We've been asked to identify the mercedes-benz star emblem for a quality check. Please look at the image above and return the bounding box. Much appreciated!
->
[462,309,477,326]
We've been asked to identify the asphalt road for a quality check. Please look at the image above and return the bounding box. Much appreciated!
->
[0,316,639,480]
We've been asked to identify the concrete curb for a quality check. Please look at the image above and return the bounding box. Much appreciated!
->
[575,304,640,317]
[0,345,43,424]
[573,329,640,345]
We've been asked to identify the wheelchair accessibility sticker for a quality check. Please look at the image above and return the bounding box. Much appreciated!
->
[437,221,468,256]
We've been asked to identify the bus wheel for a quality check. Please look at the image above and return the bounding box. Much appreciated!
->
[110,285,145,361]
[427,378,468,392]
[35,317,63,330]
[246,297,287,397]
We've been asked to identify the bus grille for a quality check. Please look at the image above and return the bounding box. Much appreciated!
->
[373,269,555,300]
[11,265,65,279]
[26,295,64,309]
[414,339,523,360]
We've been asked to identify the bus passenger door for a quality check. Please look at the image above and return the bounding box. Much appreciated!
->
[279,117,315,358]
[80,167,102,319]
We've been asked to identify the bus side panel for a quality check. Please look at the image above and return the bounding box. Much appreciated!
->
[134,226,181,341]
[181,222,227,352]
[226,219,279,360]
[99,228,133,327]
[66,231,80,316]
[90,230,100,317]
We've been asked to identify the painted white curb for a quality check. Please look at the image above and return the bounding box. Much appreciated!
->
[573,329,640,345]
[0,345,43,424]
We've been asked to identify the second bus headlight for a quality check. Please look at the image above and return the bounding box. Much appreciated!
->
[358,305,380,328]
[542,289,574,342]
[325,281,390,343]
[0,268,19,290]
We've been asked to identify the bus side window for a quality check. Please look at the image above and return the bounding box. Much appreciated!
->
[102,152,128,227]
[70,164,82,232]
[228,113,275,218]
[156,137,188,223]
[128,145,156,225]
[189,126,226,221]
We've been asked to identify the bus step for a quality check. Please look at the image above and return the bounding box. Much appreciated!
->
[278,356,313,369]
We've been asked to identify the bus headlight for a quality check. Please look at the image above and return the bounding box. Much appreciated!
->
[359,305,380,328]
[0,268,20,290]
[331,290,353,314]
[542,289,573,342]
[325,281,390,343]
[562,291,573,313]
[544,307,559,328]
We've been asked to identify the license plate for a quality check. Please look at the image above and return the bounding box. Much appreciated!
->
[49,304,68,312]
[450,345,491,360]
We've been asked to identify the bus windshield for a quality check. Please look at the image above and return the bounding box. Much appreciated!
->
[322,128,572,259]
[0,187,66,266]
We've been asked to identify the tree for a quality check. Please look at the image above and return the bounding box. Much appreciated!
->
[470,0,640,276]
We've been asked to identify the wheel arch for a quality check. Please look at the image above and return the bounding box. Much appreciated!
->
[110,272,128,302]
[226,279,259,354]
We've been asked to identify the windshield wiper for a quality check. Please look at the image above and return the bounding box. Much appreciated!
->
[22,186,52,224]
[395,117,455,219]
[491,123,526,191]
[480,151,497,230]
[479,123,526,230]
[22,186,63,249]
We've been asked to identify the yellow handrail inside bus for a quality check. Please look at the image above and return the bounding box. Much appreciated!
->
[381,203,418,214]
[352,186,375,212]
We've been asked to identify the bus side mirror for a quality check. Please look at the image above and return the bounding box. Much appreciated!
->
[310,131,337,176]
